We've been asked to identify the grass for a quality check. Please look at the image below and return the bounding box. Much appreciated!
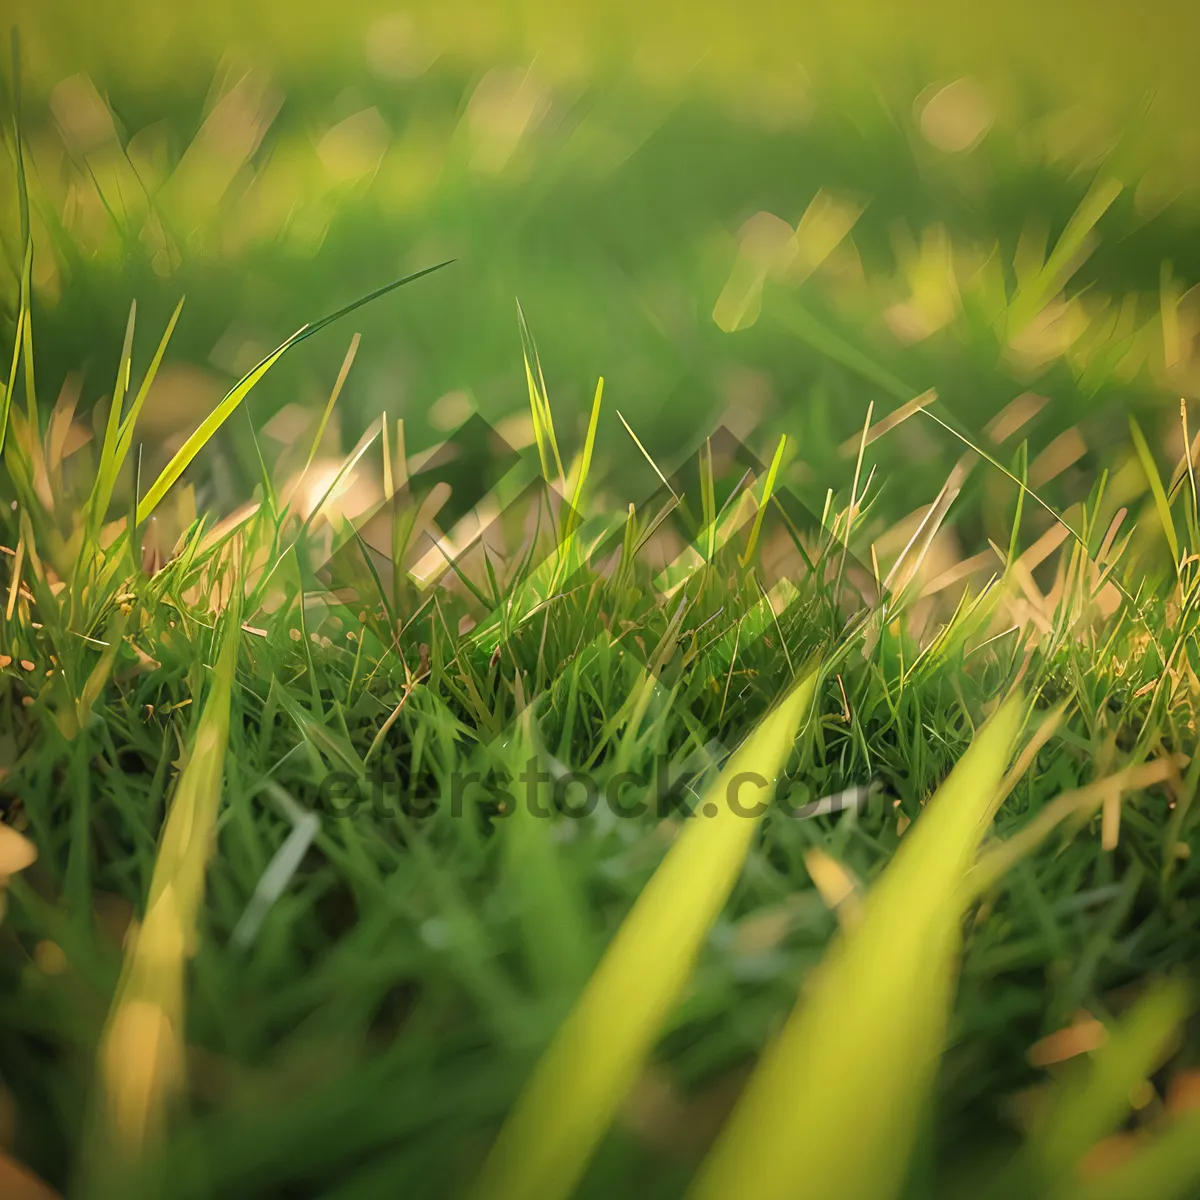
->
[1,261,1199,1198]
[2,31,1200,1200]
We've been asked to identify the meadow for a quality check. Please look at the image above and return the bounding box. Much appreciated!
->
[2,4,1200,1197]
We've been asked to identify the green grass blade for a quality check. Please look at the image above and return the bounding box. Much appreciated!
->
[552,375,604,588]
[1007,177,1122,336]
[563,375,603,547]
[18,243,37,430]
[687,692,1025,1200]
[516,299,564,489]
[100,296,187,514]
[89,300,138,530]
[470,659,821,1200]
[115,297,186,452]
[1129,416,1180,568]
[66,611,127,739]
[284,331,360,510]
[136,263,451,526]
[740,433,786,567]
[0,239,33,460]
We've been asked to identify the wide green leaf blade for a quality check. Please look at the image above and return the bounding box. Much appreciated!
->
[471,659,821,1200]
[687,692,1025,1200]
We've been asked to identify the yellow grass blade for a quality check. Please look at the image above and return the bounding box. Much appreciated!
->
[0,301,25,457]
[470,659,821,1200]
[740,434,786,568]
[517,299,565,489]
[381,408,393,500]
[687,692,1025,1200]
[563,376,604,547]
[616,408,678,500]
[552,376,604,589]
[283,331,360,511]
[92,607,240,1162]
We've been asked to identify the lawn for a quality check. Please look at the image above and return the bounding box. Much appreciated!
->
[2,6,1200,1198]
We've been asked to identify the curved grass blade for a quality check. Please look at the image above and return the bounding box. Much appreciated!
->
[687,692,1025,1200]
[470,659,821,1200]
[109,300,185,485]
[136,262,452,526]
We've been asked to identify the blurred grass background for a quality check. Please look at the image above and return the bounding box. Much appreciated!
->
[3,0,1200,535]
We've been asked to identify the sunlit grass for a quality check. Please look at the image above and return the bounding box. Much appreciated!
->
[472,664,820,1200]
[1,35,1200,1200]
[2,254,1198,1196]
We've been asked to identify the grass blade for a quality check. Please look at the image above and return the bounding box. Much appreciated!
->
[87,301,137,532]
[552,375,604,588]
[499,710,595,998]
[563,376,604,547]
[687,692,1025,1200]
[516,299,565,489]
[740,434,786,567]
[88,297,187,538]
[470,659,821,1200]
[90,605,241,1165]
[1129,416,1180,568]
[136,263,451,525]
[0,263,27,457]
[1007,177,1122,336]
[283,331,360,510]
